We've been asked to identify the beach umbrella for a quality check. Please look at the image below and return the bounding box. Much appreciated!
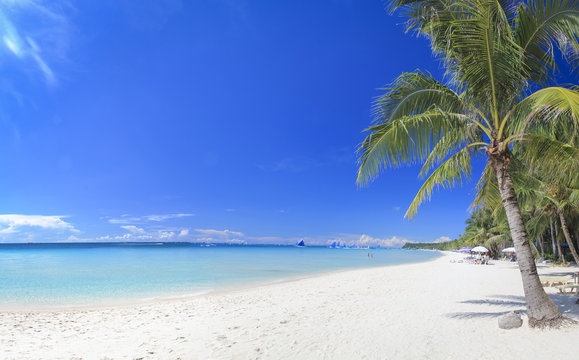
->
[472,246,489,253]
[458,247,472,253]
[502,247,516,253]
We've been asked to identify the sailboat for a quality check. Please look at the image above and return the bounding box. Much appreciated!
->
[296,239,305,247]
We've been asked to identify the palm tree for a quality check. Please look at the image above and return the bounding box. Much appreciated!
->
[525,205,550,259]
[459,207,512,258]
[357,0,578,327]
[507,143,579,264]
[543,184,579,264]
[493,159,579,264]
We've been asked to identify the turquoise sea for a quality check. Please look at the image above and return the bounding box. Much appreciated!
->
[0,243,440,307]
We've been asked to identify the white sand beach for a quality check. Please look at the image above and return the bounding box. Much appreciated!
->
[1,251,578,360]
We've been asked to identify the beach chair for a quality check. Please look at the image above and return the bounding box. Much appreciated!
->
[555,284,579,294]
[539,275,573,287]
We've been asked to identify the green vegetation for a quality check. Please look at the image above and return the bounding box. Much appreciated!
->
[357,0,578,327]
[407,143,579,263]
[403,242,459,251]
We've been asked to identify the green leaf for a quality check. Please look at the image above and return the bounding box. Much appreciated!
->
[405,147,472,218]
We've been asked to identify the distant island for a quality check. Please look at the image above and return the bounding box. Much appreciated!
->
[403,241,458,251]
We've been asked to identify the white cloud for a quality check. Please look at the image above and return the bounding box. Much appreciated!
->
[97,232,154,242]
[245,233,410,248]
[195,229,244,237]
[101,212,195,243]
[0,1,73,86]
[159,231,176,239]
[108,217,141,224]
[121,225,145,234]
[298,233,410,248]
[3,35,21,56]
[356,234,409,248]
[0,214,77,234]
[59,218,412,249]
[191,228,246,244]
[433,236,451,243]
[108,213,194,224]
[145,213,193,222]
[97,233,147,242]
[31,51,56,85]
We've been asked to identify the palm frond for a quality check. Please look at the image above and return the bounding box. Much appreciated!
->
[473,164,498,208]
[515,0,579,84]
[371,71,467,123]
[405,146,472,218]
[419,120,484,177]
[520,134,579,186]
[506,86,579,140]
[357,71,475,186]
[526,210,550,241]
[448,0,527,121]
[569,189,579,207]
[357,110,466,185]
[497,0,522,25]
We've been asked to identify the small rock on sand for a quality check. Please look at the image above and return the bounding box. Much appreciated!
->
[498,311,523,329]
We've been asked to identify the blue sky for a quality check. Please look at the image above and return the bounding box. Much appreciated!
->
[0,1,569,246]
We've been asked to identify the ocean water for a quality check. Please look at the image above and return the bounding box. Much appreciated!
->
[0,243,440,307]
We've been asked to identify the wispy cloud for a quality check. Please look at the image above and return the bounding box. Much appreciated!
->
[195,229,244,238]
[97,212,197,243]
[108,213,194,224]
[0,0,74,86]
[120,225,145,234]
[145,213,193,222]
[97,226,245,244]
[108,217,141,224]
[99,228,246,244]
[0,214,77,234]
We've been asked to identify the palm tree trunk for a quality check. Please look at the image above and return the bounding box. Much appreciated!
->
[491,156,562,326]
[550,217,558,260]
[558,211,579,265]
[538,234,545,259]
[554,220,565,263]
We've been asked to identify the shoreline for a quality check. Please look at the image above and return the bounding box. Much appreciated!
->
[2,251,579,359]
[0,250,442,313]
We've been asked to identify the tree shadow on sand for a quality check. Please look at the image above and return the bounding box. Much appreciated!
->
[549,293,579,318]
[445,293,579,320]
[535,269,578,277]
[459,299,525,307]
